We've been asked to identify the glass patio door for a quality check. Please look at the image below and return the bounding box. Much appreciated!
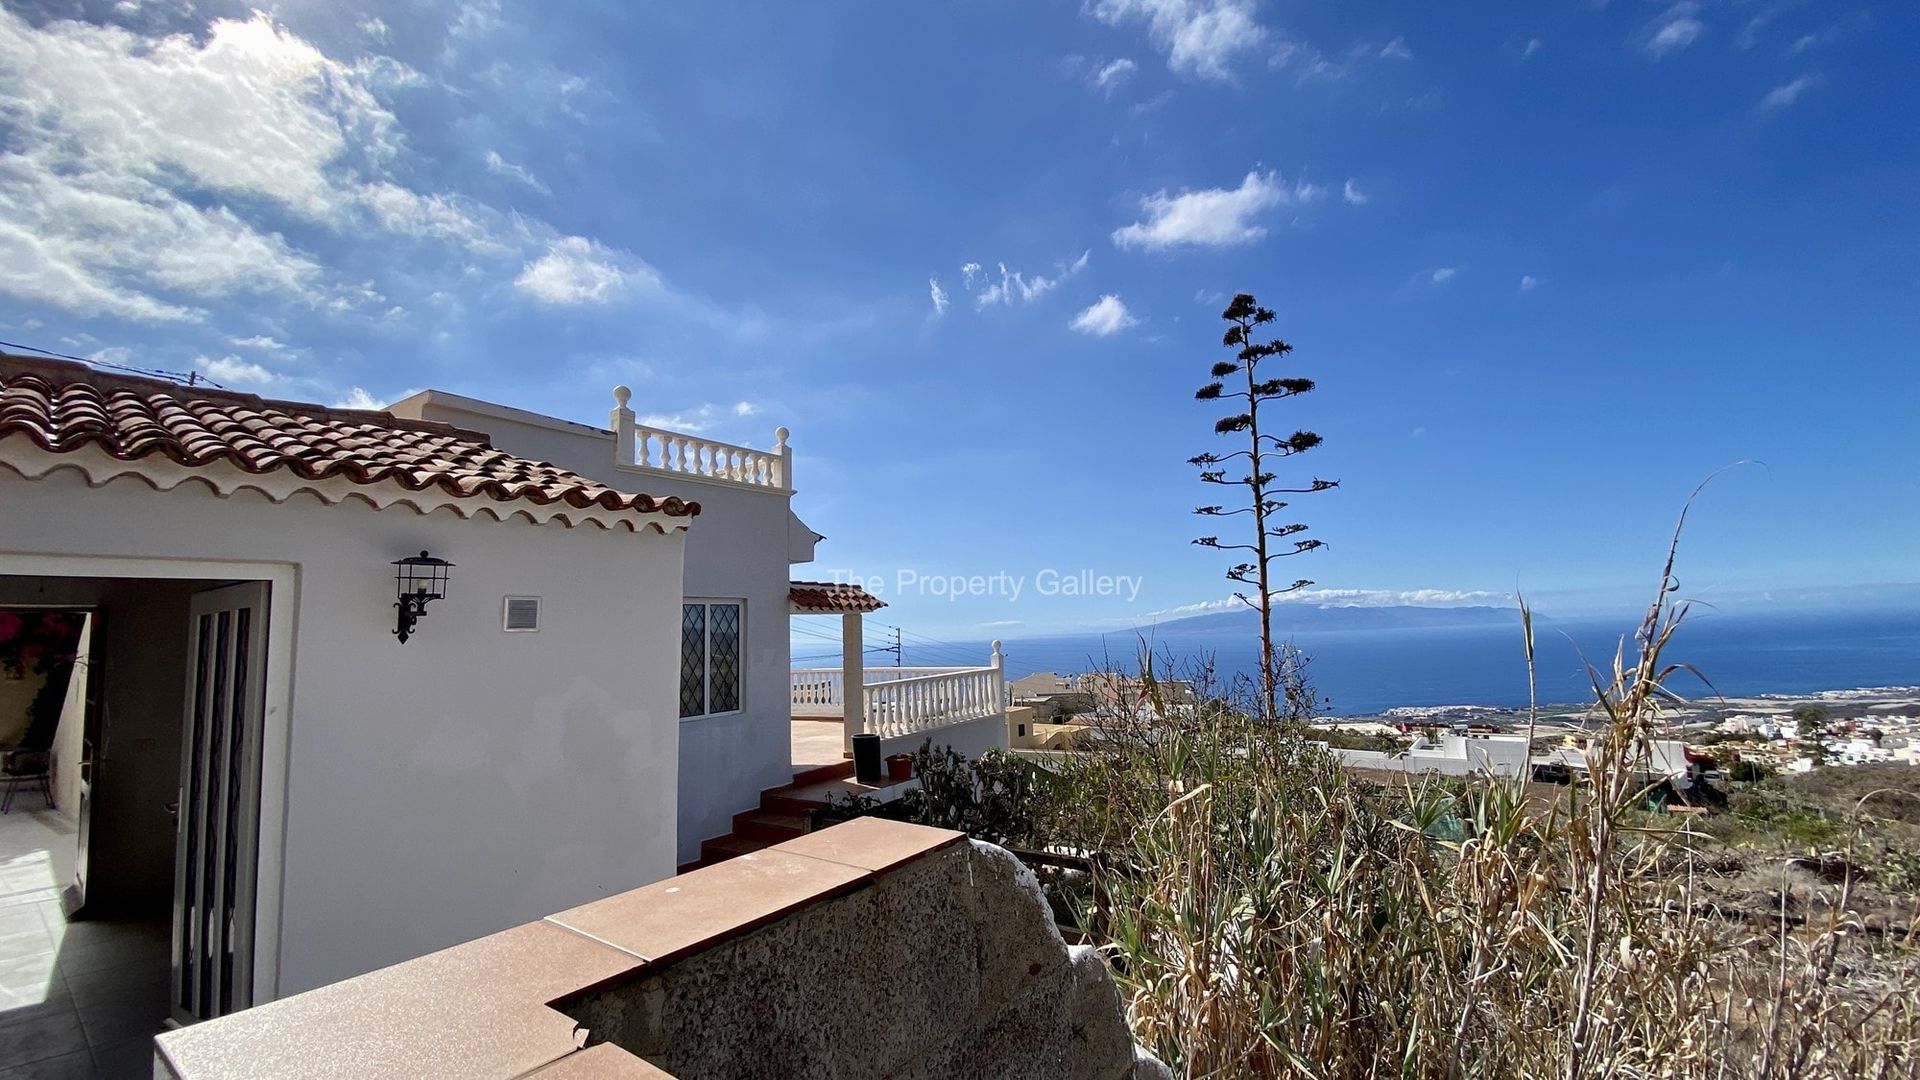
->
[171,582,268,1023]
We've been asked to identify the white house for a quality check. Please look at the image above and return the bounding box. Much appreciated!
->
[0,356,691,1018]
[0,354,1009,1034]
[388,385,1009,868]
[1331,731,1533,779]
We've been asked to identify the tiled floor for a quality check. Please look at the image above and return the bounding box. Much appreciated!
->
[790,718,847,772]
[0,809,170,1080]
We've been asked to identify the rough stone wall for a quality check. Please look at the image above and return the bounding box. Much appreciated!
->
[562,841,1169,1080]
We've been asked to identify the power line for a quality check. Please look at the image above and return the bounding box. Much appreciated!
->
[0,338,221,389]
[894,626,994,666]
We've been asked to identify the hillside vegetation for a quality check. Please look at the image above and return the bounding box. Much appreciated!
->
[870,552,1920,1076]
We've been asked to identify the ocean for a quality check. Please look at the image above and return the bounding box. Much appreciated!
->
[974,610,1920,716]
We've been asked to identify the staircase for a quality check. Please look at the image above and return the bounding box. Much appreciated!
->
[685,759,856,871]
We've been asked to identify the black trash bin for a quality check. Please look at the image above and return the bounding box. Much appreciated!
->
[852,732,883,785]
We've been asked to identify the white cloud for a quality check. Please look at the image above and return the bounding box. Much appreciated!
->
[1523,37,1543,58]
[637,401,769,436]
[1342,178,1369,206]
[200,355,276,387]
[1269,35,1396,84]
[443,0,503,59]
[483,150,551,195]
[334,387,384,410]
[1519,274,1540,292]
[358,17,390,43]
[1112,170,1319,250]
[1285,588,1506,607]
[1645,3,1706,58]
[1092,57,1138,94]
[355,182,497,252]
[1087,0,1268,82]
[639,409,713,433]
[1070,294,1138,336]
[514,236,660,306]
[1789,21,1853,53]
[1759,74,1819,111]
[0,9,520,323]
[1429,267,1458,284]
[929,276,950,315]
[1153,587,1509,617]
[968,251,1088,307]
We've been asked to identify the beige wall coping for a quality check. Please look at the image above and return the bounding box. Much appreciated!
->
[155,819,965,1080]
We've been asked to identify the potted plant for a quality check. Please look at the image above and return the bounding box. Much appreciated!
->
[884,753,914,782]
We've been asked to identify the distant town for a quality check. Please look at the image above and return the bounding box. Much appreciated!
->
[1007,670,1920,791]
[1327,685,1920,774]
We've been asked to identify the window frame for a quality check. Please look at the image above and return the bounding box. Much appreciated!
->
[679,598,745,721]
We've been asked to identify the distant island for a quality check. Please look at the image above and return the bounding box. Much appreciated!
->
[1134,603,1524,635]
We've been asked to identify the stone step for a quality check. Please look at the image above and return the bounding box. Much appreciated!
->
[789,759,855,787]
[698,833,774,866]
[760,791,829,817]
[732,810,810,842]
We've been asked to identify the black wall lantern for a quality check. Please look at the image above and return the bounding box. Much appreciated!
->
[392,551,453,643]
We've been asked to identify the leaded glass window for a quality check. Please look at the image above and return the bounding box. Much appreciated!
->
[679,604,705,718]
[709,603,741,712]
[679,600,743,718]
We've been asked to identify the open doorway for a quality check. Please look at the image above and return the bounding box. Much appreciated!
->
[0,575,270,1077]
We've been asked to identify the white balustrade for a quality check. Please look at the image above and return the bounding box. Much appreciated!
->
[861,667,1005,740]
[790,669,845,716]
[792,642,1007,740]
[610,386,791,491]
[790,668,962,716]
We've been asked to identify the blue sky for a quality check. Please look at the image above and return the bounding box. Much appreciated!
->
[2,0,1915,640]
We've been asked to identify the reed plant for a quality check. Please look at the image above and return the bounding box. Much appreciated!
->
[1045,513,1920,1077]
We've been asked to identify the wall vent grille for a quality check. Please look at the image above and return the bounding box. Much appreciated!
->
[503,596,540,632]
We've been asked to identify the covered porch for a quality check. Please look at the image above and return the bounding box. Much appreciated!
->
[788,582,1006,771]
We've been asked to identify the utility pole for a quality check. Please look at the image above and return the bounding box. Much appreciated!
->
[873,625,903,667]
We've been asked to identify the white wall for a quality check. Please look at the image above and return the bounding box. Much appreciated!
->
[880,714,1008,763]
[51,613,90,815]
[397,396,797,866]
[1332,734,1531,779]
[0,664,48,745]
[0,467,685,996]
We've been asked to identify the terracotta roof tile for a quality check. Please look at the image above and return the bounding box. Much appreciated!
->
[789,580,887,613]
[0,356,697,522]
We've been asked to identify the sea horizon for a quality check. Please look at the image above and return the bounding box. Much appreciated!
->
[895,608,1920,717]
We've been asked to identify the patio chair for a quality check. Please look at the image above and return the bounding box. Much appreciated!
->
[0,746,52,813]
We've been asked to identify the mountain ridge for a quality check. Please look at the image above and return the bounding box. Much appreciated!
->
[1127,604,1526,635]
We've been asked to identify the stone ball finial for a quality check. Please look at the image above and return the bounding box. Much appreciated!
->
[991,639,1004,652]
[613,386,632,408]
[775,426,790,444]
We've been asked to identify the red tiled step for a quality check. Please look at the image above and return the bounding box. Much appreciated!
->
[789,759,854,787]
[698,834,774,865]
[732,810,810,843]
[760,792,830,817]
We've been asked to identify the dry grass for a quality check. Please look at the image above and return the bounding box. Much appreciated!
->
[1043,512,1920,1077]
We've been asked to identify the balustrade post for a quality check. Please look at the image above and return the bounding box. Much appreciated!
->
[990,640,1006,710]
[773,426,791,490]
[610,387,635,467]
